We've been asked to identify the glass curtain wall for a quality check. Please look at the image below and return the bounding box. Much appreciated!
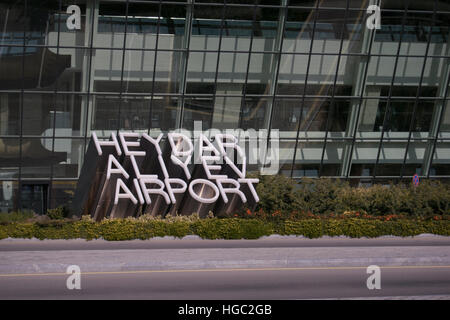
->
[0,0,449,213]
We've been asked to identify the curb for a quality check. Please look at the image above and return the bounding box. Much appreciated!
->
[1,256,450,275]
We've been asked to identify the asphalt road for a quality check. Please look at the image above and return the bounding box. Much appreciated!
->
[1,237,449,300]
[0,266,449,299]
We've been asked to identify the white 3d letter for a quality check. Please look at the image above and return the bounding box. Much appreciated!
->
[106,155,129,180]
[188,179,220,204]
[139,178,171,205]
[119,132,146,157]
[165,178,187,203]
[199,134,221,162]
[168,133,193,180]
[238,178,260,203]
[114,179,137,205]
[216,178,247,203]
[215,133,246,178]
[92,132,122,156]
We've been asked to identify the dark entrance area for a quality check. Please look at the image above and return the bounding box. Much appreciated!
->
[20,183,48,215]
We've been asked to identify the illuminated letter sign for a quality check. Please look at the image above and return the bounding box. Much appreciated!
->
[72,132,259,221]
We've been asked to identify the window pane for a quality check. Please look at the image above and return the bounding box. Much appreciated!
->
[52,138,83,178]
[21,138,54,178]
[241,96,268,130]
[321,141,347,177]
[440,100,450,137]
[0,180,18,213]
[292,140,324,178]
[430,142,450,176]
[0,138,20,178]
[98,1,186,50]
[50,180,77,210]
[183,96,214,130]
[0,93,20,135]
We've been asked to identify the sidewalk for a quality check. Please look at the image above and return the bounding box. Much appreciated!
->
[1,236,450,275]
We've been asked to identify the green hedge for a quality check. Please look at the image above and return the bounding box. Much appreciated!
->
[253,175,450,217]
[0,216,449,240]
[0,210,35,224]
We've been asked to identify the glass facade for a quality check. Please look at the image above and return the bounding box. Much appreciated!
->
[1,0,450,213]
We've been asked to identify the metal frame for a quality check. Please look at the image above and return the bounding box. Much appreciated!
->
[317,0,350,177]
[372,3,410,181]
[399,0,438,179]
[340,0,379,178]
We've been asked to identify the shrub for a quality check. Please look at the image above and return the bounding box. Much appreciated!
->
[0,227,7,239]
[295,178,349,215]
[253,174,301,215]
[252,175,450,217]
[47,207,70,220]
[284,219,323,238]
[0,216,448,240]
[192,218,273,239]
[0,210,35,224]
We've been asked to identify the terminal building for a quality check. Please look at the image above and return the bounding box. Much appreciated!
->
[0,0,449,214]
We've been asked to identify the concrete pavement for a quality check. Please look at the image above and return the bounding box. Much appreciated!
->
[1,236,450,274]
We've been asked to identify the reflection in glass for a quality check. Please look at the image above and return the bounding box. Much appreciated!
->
[183,96,214,131]
[241,97,267,130]
[19,93,82,137]
[52,138,83,178]
[0,138,20,179]
[440,100,450,133]
[0,93,20,135]
[20,183,48,215]
[359,86,437,133]
[20,138,57,178]
[293,141,324,177]
[430,142,450,176]
[320,141,346,177]
[50,180,77,210]
[0,180,18,213]
[302,99,349,132]
[373,100,434,133]
[402,141,427,176]
[277,140,296,177]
